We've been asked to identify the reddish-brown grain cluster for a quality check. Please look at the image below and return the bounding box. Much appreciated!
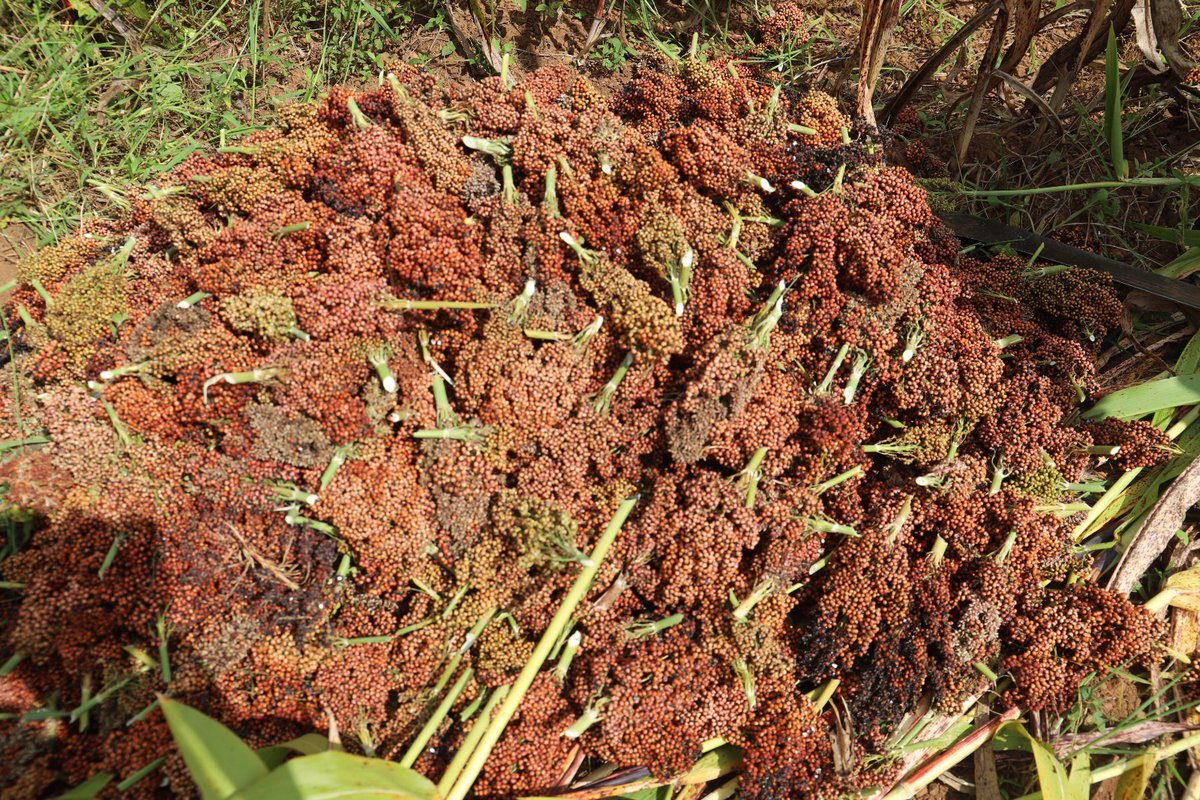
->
[0,58,1162,799]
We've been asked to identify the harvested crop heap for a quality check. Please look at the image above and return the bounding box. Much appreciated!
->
[0,59,1168,797]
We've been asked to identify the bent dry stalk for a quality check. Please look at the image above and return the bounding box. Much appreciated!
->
[379,296,496,312]
[201,367,287,404]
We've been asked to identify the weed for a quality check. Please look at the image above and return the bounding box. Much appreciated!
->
[590,35,634,70]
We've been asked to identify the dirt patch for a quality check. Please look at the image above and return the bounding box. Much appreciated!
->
[0,223,35,302]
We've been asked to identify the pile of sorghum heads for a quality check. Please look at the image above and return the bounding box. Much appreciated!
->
[0,51,1167,798]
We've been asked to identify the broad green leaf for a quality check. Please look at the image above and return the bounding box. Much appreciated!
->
[1150,406,1175,429]
[1131,222,1200,247]
[1103,26,1127,180]
[160,697,268,800]
[1066,752,1090,800]
[996,722,1069,800]
[227,751,440,800]
[63,0,98,20]
[615,789,671,800]
[1177,329,1200,376]
[158,81,185,104]
[1027,739,1069,800]
[677,744,742,784]
[1146,562,1200,613]
[257,734,333,769]
[58,773,113,799]
[115,0,152,21]
[1158,247,1200,280]
[1084,374,1200,420]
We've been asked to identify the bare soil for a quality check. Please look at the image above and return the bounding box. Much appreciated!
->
[0,223,34,302]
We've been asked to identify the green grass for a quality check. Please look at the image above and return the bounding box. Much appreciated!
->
[0,0,455,242]
[952,73,1200,272]
[0,1,275,239]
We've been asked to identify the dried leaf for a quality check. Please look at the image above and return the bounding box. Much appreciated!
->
[1150,0,1194,79]
[1170,606,1200,655]
[1132,0,1168,72]
[1054,721,1200,755]
[993,70,1062,129]
[1108,457,1200,595]
[1114,752,1155,800]
[955,7,1009,167]
[998,0,1044,74]
[856,0,902,126]
[881,0,1000,124]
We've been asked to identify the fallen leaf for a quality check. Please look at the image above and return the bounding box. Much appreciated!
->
[1053,721,1200,756]
[1171,607,1199,655]
[1107,456,1200,596]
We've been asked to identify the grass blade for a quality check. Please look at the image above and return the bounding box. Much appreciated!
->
[882,707,1020,799]
[1103,25,1127,180]
[58,773,114,799]
[1130,222,1200,247]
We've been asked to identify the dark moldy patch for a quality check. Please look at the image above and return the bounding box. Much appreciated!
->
[0,57,1169,798]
